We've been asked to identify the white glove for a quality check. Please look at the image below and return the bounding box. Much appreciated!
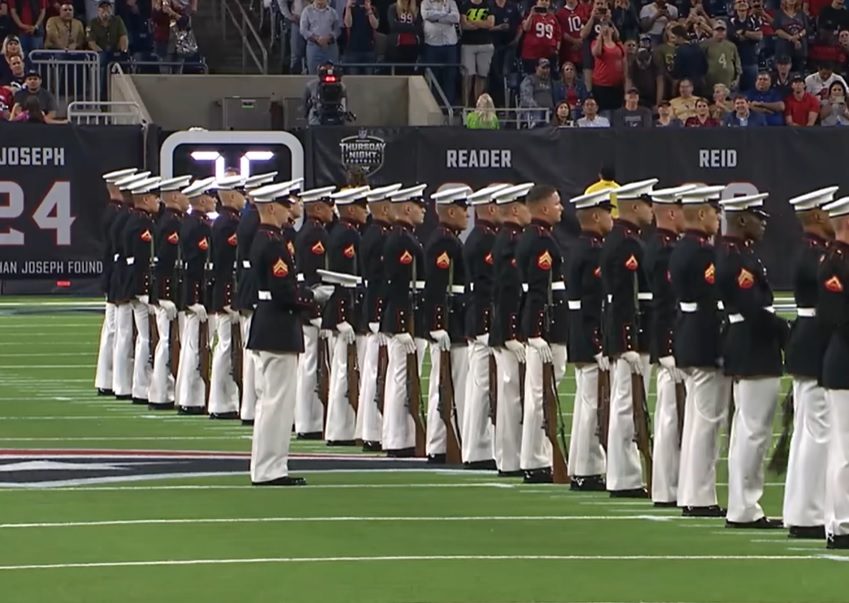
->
[620,350,641,372]
[594,352,610,371]
[505,339,526,364]
[659,355,676,372]
[369,321,380,334]
[136,294,150,305]
[311,285,334,304]
[309,317,322,328]
[224,305,240,321]
[528,337,553,363]
[475,333,489,346]
[394,332,417,355]
[337,321,356,344]
[672,368,687,383]
[319,329,333,339]
[430,329,451,351]
[159,299,177,321]
[147,303,156,316]
[188,304,208,322]
[376,332,389,346]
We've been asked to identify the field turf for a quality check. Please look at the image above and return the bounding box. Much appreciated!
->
[0,298,847,603]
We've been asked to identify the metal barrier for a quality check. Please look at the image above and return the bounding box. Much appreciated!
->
[462,106,552,129]
[29,50,101,111]
[220,0,268,73]
[67,101,146,125]
[107,59,209,76]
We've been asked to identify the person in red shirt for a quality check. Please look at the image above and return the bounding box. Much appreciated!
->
[10,0,46,53]
[590,21,624,111]
[0,84,12,119]
[556,0,590,68]
[521,0,560,73]
[786,75,821,124]
[684,97,719,126]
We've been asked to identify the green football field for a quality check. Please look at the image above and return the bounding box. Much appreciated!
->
[0,298,847,603]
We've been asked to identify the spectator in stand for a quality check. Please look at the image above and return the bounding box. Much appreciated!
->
[612,86,653,125]
[117,0,153,60]
[301,0,341,74]
[771,54,795,95]
[13,93,46,121]
[806,0,832,17]
[670,77,699,119]
[728,0,762,91]
[556,0,589,71]
[774,0,809,72]
[11,68,55,116]
[670,24,708,94]
[806,60,848,97]
[0,83,11,118]
[87,0,128,59]
[553,59,588,116]
[750,0,773,60]
[342,0,379,74]
[685,96,720,125]
[519,56,554,126]
[578,0,610,91]
[520,0,560,74]
[10,0,47,54]
[747,71,786,124]
[710,81,733,118]
[590,20,625,111]
[387,0,420,71]
[681,1,714,42]
[2,52,24,86]
[0,34,22,83]
[282,0,307,74]
[785,74,821,124]
[654,97,680,124]
[703,21,741,92]
[489,0,519,103]
[640,0,678,44]
[817,0,849,50]
[0,1,10,45]
[820,79,849,122]
[44,1,84,49]
[653,25,676,95]
[723,93,766,124]
[421,0,460,103]
[551,99,573,124]
[837,28,849,76]
[465,91,499,127]
[626,45,663,106]
[576,94,610,124]
[611,0,639,41]
[459,0,494,106]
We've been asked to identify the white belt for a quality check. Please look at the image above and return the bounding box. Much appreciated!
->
[552,281,565,291]
[450,285,464,294]
[258,290,271,300]
[339,282,357,289]
[242,260,251,269]
[637,292,653,301]
[414,280,425,290]
[522,284,528,293]
[680,302,698,313]
[797,307,816,317]
[468,283,475,292]
[297,274,304,283]
[607,294,613,303]
[717,301,725,311]
[126,257,135,265]
[205,262,214,271]
[113,253,120,262]
[729,306,774,324]
[567,300,581,310]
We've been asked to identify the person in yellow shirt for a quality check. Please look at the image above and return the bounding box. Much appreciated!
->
[585,165,620,217]
[45,2,87,50]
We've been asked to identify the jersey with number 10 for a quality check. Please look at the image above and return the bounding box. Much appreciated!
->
[521,12,561,61]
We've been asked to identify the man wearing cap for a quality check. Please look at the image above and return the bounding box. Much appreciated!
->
[644,185,693,506]
[321,186,370,445]
[380,184,428,457]
[490,183,534,476]
[294,186,336,438]
[235,172,282,425]
[11,70,58,121]
[782,187,838,538]
[95,167,136,397]
[600,178,657,498]
[423,186,472,464]
[816,196,849,549]
[147,175,192,410]
[461,184,508,469]
[246,183,332,486]
[565,188,615,491]
[516,184,567,484]
[717,192,787,529]
[174,177,217,415]
[355,184,403,451]
[670,185,729,518]
[207,173,247,420]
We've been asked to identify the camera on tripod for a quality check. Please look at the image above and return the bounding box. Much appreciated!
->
[317,63,355,125]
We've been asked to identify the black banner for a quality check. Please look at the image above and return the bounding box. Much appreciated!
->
[0,124,144,280]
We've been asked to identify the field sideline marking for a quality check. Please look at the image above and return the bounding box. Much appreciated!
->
[0,481,518,492]
[0,553,843,572]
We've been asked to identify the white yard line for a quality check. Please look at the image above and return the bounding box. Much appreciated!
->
[0,482,516,492]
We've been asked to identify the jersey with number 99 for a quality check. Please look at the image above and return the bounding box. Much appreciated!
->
[521,12,561,61]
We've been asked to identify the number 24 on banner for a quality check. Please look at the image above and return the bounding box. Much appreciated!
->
[0,181,75,246]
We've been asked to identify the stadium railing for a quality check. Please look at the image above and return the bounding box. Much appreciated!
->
[29,50,101,111]
[67,101,146,125]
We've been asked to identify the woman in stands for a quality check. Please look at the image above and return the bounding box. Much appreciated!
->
[550,100,573,126]
[0,34,25,82]
[387,0,420,73]
[465,92,500,128]
[553,61,588,120]
[820,80,849,126]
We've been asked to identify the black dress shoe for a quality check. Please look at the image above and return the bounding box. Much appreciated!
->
[464,459,497,471]
[115,394,132,400]
[296,432,323,440]
[209,412,240,420]
[97,388,114,396]
[131,397,148,405]
[524,468,553,484]
[252,475,307,486]
[789,525,826,539]
[570,475,606,492]
[610,488,649,499]
[683,505,726,518]
[427,453,447,464]
[177,406,205,416]
[148,401,175,411]
[241,419,254,427]
[654,501,678,508]
[362,441,382,452]
[498,470,524,478]
[827,534,849,549]
[326,440,357,447]
[726,517,784,529]
[386,447,416,458]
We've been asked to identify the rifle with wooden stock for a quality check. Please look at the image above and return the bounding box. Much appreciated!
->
[407,261,426,457]
[542,361,569,483]
[347,339,360,414]
[631,370,653,493]
[375,341,389,415]
[199,319,210,408]
[488,353,498,426]
[675,378,686,448]
[231,319,243,401]
[317,329,331,431]
[169,316,180,379]
[439,349,462,464]
[597,367,611,452]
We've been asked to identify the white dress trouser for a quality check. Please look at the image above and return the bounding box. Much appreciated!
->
[426,343,469,457]
[784,378,830,527]
[175,311,208,409]
[95,301,116,391]
[250,351,298,483]
[130,299,152,400]
[606,354,651,491]
[209,312,240,415]
[357,333,384,443]
[462,339,495,463]
[239,311,260,421]
[295,325,325,434]
[493,348,523,473]
[326,334,366,442]
[570,364,607,477]
[520,343,567,472]
[652,365,682,503]
[726,376,780,523]
[112,302,134,397]
[148,305,176,405]
[825,388,849,538]
[381,336,427,451]
[677,367,730,508]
